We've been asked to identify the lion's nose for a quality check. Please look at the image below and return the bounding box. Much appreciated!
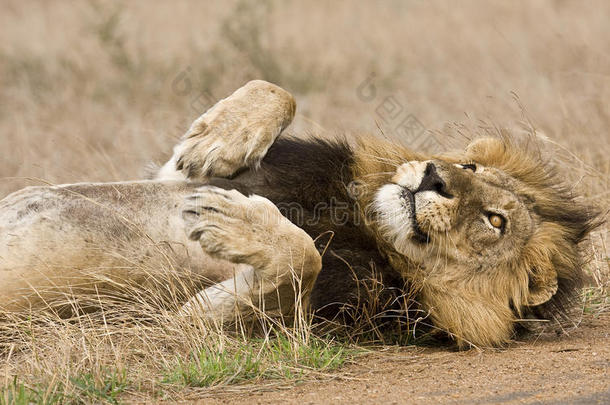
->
[416,163,453,198]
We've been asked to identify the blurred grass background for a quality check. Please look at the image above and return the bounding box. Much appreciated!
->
[1,0,607,195]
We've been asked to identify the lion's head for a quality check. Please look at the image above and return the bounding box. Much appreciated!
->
[356,136,600,348]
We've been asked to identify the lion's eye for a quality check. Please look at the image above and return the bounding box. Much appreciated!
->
[460,163,477,172]
[487,213,505,230]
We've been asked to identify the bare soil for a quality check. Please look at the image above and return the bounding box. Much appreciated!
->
[201,314,610,405]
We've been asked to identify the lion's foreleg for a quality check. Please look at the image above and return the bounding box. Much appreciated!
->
[180,264,257,322]
[179,186,321,322]
[157,80,296,182]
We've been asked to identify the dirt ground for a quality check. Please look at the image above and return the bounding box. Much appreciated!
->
[201,313,610,405]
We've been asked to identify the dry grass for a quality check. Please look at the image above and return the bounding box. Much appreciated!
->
[0,0,608,403]
[0,265,360,403]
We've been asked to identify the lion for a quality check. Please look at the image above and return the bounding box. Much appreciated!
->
[0,80,599,348]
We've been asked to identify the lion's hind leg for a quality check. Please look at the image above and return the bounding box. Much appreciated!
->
[179,186,321,322]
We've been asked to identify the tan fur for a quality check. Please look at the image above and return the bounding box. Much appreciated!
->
[0,181,321,319]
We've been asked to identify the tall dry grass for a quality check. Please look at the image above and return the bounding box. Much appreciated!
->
[0,0,608,402]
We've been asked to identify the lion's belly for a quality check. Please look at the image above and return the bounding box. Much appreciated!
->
[0,181,238,311]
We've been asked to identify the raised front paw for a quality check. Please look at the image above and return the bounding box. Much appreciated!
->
[162,81,295,181]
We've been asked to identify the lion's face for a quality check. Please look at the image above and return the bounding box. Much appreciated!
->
[369,137,596,347]
[375,160,535,271]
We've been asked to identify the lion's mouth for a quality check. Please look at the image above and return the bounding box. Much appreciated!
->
[400,188,431,244]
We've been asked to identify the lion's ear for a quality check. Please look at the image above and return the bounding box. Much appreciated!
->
[526,267,558,307]
[465,137,504,156]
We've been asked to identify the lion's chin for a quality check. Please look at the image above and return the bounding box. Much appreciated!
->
[373,184,432,252]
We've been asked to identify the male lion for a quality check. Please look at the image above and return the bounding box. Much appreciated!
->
[0,81,599,348]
